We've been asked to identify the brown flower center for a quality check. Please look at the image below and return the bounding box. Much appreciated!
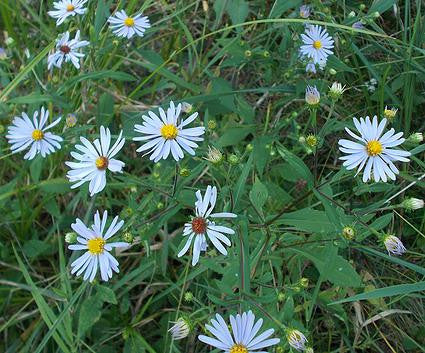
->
[60,45,71,54]
[191,217,207,234]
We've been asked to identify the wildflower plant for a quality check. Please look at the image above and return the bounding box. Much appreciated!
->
[2,2,424,353]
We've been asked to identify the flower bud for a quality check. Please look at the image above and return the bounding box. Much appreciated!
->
[402,197,424,211]
[65,232,77,243]
[407,132,423,144]
[184,291,194,302]
[359,4,366,11]
[122,232,134,243]
[277,292,286,302]
[348,11,356,18]
[263,50,270,58]
[342,226,356,240]
[299,278,309,288]
[305,134,318,148]
[246,143,253,152]
[179,167,190,177]
[207,120,217,130]
[228,154,239,165]
[244,50,252,58]
[373,11,380,18]
[329,68,337,75]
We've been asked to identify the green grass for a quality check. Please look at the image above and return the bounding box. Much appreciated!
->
[1,1,425,352]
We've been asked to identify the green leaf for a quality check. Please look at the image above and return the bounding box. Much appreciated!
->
[290,246,362,287]
[234,153,253,207]
[97,93,114,127]
[30,156,43,183]
[225,0,249,26]
[330,281,425,305]
[217,125,254,147]
[277,145,313,187]
[249,179,268,211]
[78,296,103,337]
[23,240,50,258]
[96,285,118,304]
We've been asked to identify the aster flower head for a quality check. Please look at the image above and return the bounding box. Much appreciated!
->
[48,0,87,26]
[6,107,63,160]
[108,10,151,39]
[0,47,7,60]
[305,85,320,106]
[338,116,411,182]
[299,5,311,18]
[66,126,125,196]
[169,317,191,340]
[383,234,406,256]
[300,25,334,65]
[383,106,398,121]
[133,101,205,163]
[47,30,89,70]
[305,58,326,73]
[178,185,237,266]
[198,310,280,352]
[286,329,308,352]
[68,211,128,282]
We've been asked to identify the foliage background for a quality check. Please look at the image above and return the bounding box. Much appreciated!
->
[1,0,425,352]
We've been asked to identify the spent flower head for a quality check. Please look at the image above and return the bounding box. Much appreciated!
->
[65,232,77,243]
[65,113,77,127]
[169,317,191,340]
[305,134,318,148]
[204,145,223,164]
[305,85,320,107]
[383,234,406,256]
[286,329,308,351]
[383,106,398,121]
[299,5,311,18]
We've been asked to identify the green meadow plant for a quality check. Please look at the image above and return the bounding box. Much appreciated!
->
[0,1,424,352]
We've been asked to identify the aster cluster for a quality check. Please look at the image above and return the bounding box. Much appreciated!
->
[4,3,421,352]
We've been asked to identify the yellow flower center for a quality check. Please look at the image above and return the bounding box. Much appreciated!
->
[230,344,248,353]
[161,124,178,140]
[95,156,109,170]
[313,40,322,49]
[87,238,106,255]
[32,129,44,141]
[66,4,75,12]
[124,17,135,27]
[366,140,383,156]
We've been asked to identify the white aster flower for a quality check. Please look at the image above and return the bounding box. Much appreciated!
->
[68,210,128,282]
[178,185,237,266]
[133,101,205,163]
[286,329,308,352]
[66,126,125,196]
[48,0,88,26]
[383,234,406,256]
[300,25,334,65]
[108,10,151,39]
[47,30,89,70]
[6,107,63,160]
[198,310,280,352]
[169,317,191,340]
[338,116,411,183]
[305,58,326,73]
